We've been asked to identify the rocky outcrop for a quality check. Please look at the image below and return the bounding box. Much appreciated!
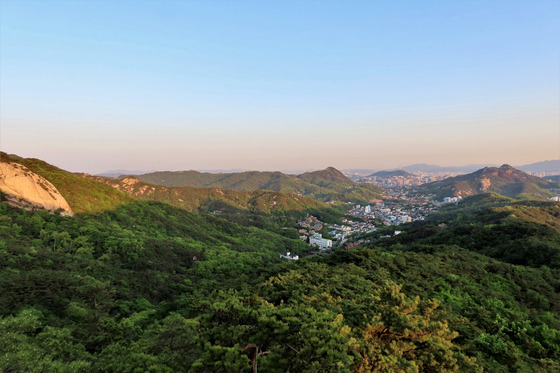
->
[479,177,492,192]
[0,161,74,216]
[100,176,157,196]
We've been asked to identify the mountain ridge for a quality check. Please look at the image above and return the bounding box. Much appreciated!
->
[400,160,560,174]
[1,153,333,215]
[517,159,560,173]
[134,166,384,203]
[402,163,496,174]
[418,164,559,199]
[86,174,328,213]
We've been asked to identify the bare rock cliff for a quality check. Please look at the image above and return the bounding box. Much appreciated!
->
[0,161,74,216]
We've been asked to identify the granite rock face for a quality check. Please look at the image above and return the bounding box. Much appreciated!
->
[0,161,74,216]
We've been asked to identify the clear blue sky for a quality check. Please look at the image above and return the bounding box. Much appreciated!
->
[1,0,559,173]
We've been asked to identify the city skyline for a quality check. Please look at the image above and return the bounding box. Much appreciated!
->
[1,0,559,174]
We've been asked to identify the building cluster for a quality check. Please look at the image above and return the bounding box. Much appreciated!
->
[348,200,435,227]
[528,171,560,178]
[297,215,334,251]
[297,215,323,241]
[352,174,458,188]
[323,198,438,248]
[292,194,441,255]
[442,196,461,204]
[327,218,377,242]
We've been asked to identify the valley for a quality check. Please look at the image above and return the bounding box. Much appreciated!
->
[1,153,559,372]
[2,2,559,371]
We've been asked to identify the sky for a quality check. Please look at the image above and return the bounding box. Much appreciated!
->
[1,0,559,173]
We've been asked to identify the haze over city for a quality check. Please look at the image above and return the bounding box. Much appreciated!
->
[1,0,559,174]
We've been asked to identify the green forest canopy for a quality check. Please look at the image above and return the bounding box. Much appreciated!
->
[1,192,560,372]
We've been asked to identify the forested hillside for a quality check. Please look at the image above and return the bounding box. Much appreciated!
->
[86,175,328,214]
[372,194,560,268]
[417,165,558,200]
[3,0,558,371]
[2,153,334,216]
[1,191,559,372]
[135,167,384,203]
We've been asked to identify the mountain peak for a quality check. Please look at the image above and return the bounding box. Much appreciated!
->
[296,167,353,187]
[421,164,556,199]
[303,167,348,180]
[323,166,345,176]
[479,164,524,177]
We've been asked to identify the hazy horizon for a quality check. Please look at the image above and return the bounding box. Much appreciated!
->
[1,1,559,174]
[3,151,558,176]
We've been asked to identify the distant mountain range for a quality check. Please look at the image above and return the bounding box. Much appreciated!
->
[0,154,383,214]
[7,152,557,215]
[516,160,560,173]
[0,153,328,214]
[134,167,384,203]
[100,160,559,180]
[98,168,319,177]
[96,169,156,178]
[402,164,495,174]
[87,175,325,213]
[345,160,560,175]
[418,164,559,200]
